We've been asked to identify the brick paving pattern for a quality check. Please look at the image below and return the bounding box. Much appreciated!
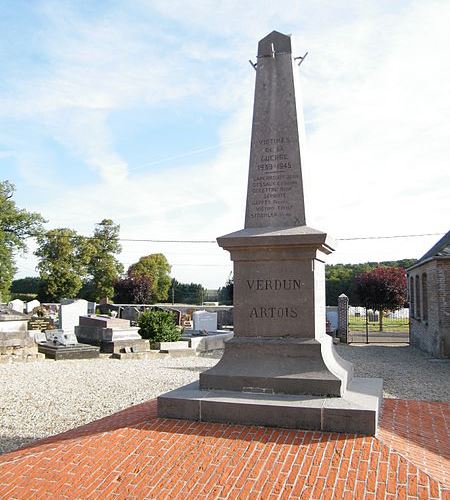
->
[0,399,448,499]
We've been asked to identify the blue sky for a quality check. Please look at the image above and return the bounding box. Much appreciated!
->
[1,0,449,288]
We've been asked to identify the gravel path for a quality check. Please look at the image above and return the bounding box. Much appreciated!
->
[0,344,448,455]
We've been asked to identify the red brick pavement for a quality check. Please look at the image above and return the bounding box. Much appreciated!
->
[0,398,448,499]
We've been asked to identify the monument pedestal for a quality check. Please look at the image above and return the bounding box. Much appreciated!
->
[159,227,382,434]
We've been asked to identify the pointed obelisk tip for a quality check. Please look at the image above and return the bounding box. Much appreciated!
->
[258,31,291,57]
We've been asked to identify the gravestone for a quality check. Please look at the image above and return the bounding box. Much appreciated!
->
[7,299,24,313]
[59,299,88,332]
[158,31,382,434]
[192,310,218,332]
[26,299,41,314]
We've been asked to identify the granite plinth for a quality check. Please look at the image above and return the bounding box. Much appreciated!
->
[200,337,346,396]
[75,324,150,356]
[79,315,131,329]
[38,342,100,360]
[158,377,383,435]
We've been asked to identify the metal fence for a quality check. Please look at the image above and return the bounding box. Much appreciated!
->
[348,307,409,343]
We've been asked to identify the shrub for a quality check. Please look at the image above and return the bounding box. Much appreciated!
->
[138,309,180,344]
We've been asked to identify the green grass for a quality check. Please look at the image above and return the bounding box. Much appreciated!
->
[348,315,409,333]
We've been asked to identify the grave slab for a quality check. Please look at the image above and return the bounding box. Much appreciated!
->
[37,342,100,360]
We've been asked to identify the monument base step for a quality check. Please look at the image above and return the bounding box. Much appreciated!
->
[38,343,100,360]
[157,378,383,435]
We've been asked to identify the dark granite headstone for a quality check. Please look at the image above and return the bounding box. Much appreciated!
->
[158,31,382,434]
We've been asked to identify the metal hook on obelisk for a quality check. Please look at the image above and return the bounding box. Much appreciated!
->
[248,60,257,71]
[294,51,308,67]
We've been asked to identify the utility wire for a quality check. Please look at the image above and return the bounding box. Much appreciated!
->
[24,232,445,243]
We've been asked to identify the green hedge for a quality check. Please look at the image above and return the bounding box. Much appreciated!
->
[138,310,181,344]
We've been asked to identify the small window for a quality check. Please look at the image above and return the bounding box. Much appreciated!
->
[415,275,421,319]
[422,273,428,321]
[409,276,415,318]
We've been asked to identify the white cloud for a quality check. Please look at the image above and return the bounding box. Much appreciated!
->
[6,0,450,287]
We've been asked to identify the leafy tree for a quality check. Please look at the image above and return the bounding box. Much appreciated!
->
[128,253,171,302]
[218,275,233,305]
[138,309,180,343]
[355,267,407,331]
[35,228,91,301]
[11,276,43,295]
[325,259,416,306]
[85,219,123,301]
[0,181,45,301]
[169,278,205,304]
[113,275,153,304]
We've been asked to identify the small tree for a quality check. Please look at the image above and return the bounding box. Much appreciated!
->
[0,181,45,301]
[170,278,205,304]
[355,267,407,331]
[128,253,171,302]
[114,275,153,304]
[35,228,91,301]
[86,219,123,301]
[218,275,233,305]
[138,309,180,344]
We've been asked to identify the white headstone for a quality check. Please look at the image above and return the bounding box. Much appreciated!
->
[59,299,88,332]
[26,299,41,314]
[193,310,217,332]
[7,299,25,313]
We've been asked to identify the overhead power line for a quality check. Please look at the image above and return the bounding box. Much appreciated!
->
[337,233,444,241]
[117,232,444,243]
[24,232,445,243]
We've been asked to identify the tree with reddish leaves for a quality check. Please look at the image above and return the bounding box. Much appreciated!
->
[355,267,407,331]
[113,274,153,304]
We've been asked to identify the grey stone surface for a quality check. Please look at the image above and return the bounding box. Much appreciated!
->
[0,307,41,362]
[245,31,305,228]
[45,329,78,346]
[182,331,234,352]
[192,310,217,332]
[158,30,381,433]
[337,294,349,343]
[75,315,149,357]
[156,341,190,351]
[38,342,100,360]
[79,315,131,329]
[158,377,382,435]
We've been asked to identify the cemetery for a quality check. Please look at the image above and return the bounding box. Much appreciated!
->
[0,23,449,500]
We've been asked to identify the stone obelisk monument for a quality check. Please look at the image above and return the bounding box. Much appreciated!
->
[158,31,382,434]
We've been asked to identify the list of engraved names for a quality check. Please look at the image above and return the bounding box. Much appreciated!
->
[248,136,300,221]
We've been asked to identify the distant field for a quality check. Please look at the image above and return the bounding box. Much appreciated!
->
[349,315,409,333]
